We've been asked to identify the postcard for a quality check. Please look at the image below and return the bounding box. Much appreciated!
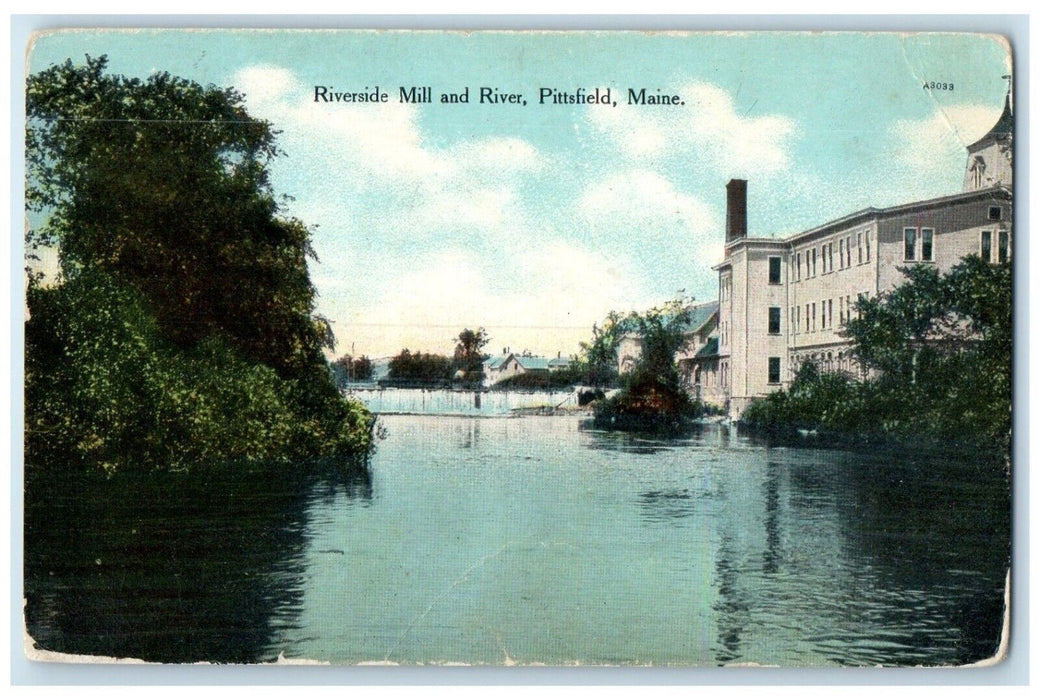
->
[21,28,1014,667]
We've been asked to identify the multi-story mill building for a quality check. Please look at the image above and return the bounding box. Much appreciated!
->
[699,94,1013,418]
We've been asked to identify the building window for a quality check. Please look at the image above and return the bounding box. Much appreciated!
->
[796,252,802,280]
[921,228,934,262]
[805,304,810,332]
[768,256,782,284]
[838,239,845,269]
[839,296,845,324]
[904,227,917,261]
[981,230,992,262]
[998,230,1009,262]
[811,302,816,332]
[828,299,833,328]
[857,232,863,264]
[865,232,871,262]
[846,236,852,267]
[768,306,781,335]
[790,306,796,336]
[989,206,1002,221]
[970,156,985,189]
[811,248,817,276]
[768,357,781,385]
[828,243,834,272]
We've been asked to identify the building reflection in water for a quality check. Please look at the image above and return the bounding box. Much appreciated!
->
[704,442,1008,666]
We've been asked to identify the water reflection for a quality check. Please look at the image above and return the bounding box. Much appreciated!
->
[454,418,481,449]
[705,443,1009,666]
[636,489,700,522]
[580,420,715,455]
[24,418,1010,666]
[762,461,781,576]
[24,463,372,663]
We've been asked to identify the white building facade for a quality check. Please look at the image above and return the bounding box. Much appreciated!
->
[709,96,1012,418]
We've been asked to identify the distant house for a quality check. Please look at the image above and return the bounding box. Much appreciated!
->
[616,301,719,383]
[483,352,552,387]
[616,333,643,376]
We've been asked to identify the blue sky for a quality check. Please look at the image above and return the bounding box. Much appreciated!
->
[27,30,1012,358]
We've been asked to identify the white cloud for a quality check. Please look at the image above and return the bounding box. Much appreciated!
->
[333,245,650,357]
[234,65,296,104]
[888,103,1005,182]
[578,169,717,236]
[234,66,544,188]
[572,169,722,305]
[231,65,721,356]
[588,81,797,176]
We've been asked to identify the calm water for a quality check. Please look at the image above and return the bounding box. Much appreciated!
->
[24,415,1009,666]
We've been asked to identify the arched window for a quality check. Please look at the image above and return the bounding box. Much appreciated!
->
[970,156,986,190]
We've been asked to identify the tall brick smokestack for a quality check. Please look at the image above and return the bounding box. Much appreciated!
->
[726,179,747,243]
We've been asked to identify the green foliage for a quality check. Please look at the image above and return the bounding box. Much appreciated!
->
[331,354,374,387]
[27,56,329,378]
[490,368,584,391]
[576,310,632,388]
[452,327,490,382]
[24,56,374,474]
[743,363,873,438]
[745,257,1011,452]
[25,272,374,475]
[592,298,702,429]
[387,349,453,385]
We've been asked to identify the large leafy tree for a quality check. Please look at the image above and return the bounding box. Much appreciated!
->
[25,56,373,472]
[844,256,1011,446]
[27,55,328,380]
[592,298,698,428]
[452,327,490,380]
[577,310,632,387]
[747,256,1012,449]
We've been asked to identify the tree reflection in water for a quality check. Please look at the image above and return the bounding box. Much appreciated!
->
[24,462,372,663]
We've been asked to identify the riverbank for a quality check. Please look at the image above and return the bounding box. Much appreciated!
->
[736,417,1010,467]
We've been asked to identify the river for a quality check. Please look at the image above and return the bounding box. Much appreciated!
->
[23,414,1009,666]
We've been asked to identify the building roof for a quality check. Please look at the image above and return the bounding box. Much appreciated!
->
[683,301,719,334]
[967,92,1013,151]
[486,353,552,371]
[514,356,551,371]
[618,301,719,341]
[715,185,1012,259]
[693,337,719,359]
[548,357,572,368]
